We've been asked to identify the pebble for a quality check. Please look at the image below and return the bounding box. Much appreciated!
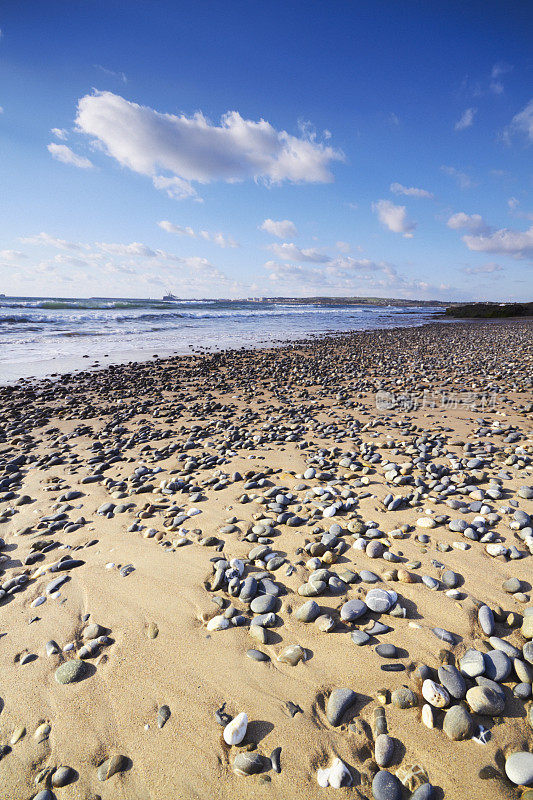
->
[233,752,265,776]
[55,659,87,684]
[223,712,248,745]
[326,688,357,726]
[505,751,533,786]
[97,754,128,781]
[443,704,474,740]
[372,769,403,800]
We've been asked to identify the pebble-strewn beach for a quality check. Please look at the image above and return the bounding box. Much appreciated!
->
[0,319,532,800]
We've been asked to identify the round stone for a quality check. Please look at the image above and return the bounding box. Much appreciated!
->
[503,577,521,593]
[391,686,417,709]
[250,594,276,614]
[246,649,270,661]
[295,600,320,622]
[366,588,397,613]
[351,630,371,646]
[375,643,398,658]
[505,752,533,786]
[484,649,511,682]
[372,769,402,800]
[326,688,357,726]
[466,686,505,716]
[443,704,473,740]
[478,605,494,635]
[459,648,485,677]
[340,599,367,621]
[233,752,265,776]
[438,665,466,699]
[375,734,395,767]
[55,660,87,684]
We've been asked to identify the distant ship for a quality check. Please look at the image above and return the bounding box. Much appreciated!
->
[162,291,179,301]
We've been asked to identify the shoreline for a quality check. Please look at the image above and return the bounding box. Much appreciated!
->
[0,319,532,799]
[2,316,530,388]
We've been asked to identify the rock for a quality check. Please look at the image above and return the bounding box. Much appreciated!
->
[437,665,466,699]
[233,752,265,776]
[375,734,395,767]
[329,757,353,788]
[223,712,248,745]
[55,660,87,684]
[421,704,434,728]
[421,679,450,708]
[277,645,305,665]
[410,785,435,800]
[351,630,371,645]
[295,600,319,622]
[372,769,403,800]
[206,615,230,631]
[340,599,367,621]
[247,649,270,661]
[376,643,398,658]
[522,613,533,639]
[366,588,397,613]
[391,687,418,709]
[97,754,127,781]
[478,605,494,635]
[459,649,485,678]
[484,649,511,681]
[157,705,171,728]
[503,577,521,593]
[250,594,276,614]
[505,751,533,786]
[466,686,505,716]
[326,688,357,726]
[443,705,473,740]
[51,766,75,787]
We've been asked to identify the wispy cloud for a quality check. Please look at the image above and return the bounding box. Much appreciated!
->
[94,64,127,84]
[454,107,476,131]
[50,127,68,141]
[158,220,239,247]
[390,182,433,199]
[490,62,513,94]
[504,99,533,143]
[441,165,474,189]
[47,143,93,169]
[462,263,503,275]
[463,225,533,259]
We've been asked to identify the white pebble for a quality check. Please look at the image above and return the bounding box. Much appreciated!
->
[223,712,248,745]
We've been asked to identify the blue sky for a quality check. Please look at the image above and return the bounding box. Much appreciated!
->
[0,0,532,300]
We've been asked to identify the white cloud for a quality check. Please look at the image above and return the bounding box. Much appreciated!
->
[447,212,489,233]
[441,165,473,189]
[96,241,158,258]
[463,225,533,259]
[74,91,343,199]
[390,182,433,199]
[152,175,200,201]
[0,250,27,262]
[157,220,238,247]
[372,199,416,237]
[259,218,298,239]
[47,143,93,169]
[462,263,503,275]
[505,99,533,143]
[268,242,331,263]
[20,232,82,250]
[336,241,350,253]
[454,107,477,131]
[51,127,68,141]
[158,220,196,237]
[0,106,4,114]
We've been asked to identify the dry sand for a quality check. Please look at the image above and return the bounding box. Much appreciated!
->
[0,320,532,800]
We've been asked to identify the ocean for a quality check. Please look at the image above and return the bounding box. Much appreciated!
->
[0,296,441,383]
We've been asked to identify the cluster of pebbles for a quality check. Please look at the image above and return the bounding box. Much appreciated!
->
[0,320,532,799]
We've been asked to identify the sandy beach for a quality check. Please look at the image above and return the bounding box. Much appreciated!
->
[0,319,532,800]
